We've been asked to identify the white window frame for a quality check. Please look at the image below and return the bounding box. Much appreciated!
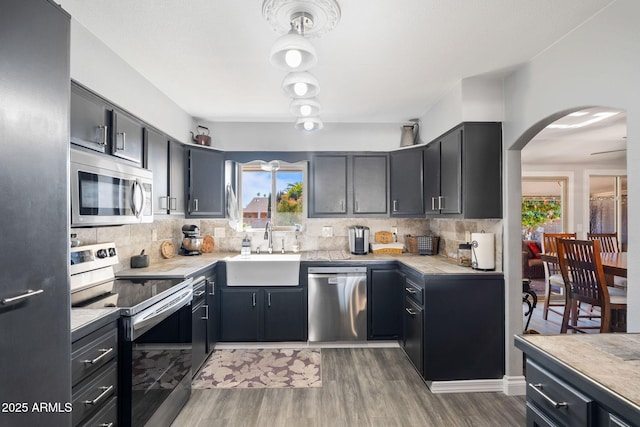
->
[237,160,307,231]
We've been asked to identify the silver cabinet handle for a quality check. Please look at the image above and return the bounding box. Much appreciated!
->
[82,347,113,365]
[201,304,209,320]
[431,197,436,211]
[528,383,568,409]
[267,292,272,307]
[208,283,215,296]
[405,287,417,294]
[252,292,256,307]
[438,196,444,210]
[405,307,417,316]
[194,290,205,297]
[98,125,108,146]
[393,200,398,212]
[2,289,43,305]
[340,200,344,211]
[83,385,113,406]
[98,423,114,427]
[193,199,199,212]
[169,197,177,211]
[159,196,168,210]
[116,131,126,151]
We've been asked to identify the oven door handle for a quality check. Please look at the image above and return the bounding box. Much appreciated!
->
[131,288,193,333]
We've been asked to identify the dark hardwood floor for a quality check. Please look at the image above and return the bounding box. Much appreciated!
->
[172,347,525,427]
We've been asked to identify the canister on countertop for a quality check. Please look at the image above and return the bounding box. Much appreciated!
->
[457,243,472,267]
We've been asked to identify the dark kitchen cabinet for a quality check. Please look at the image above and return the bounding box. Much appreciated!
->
[310,153,388,217]
[390,147,424,217]
[220,288,260,341]
[310,154,348,215]
[70,83,111,154]
[187,147,225,217]
[368,268,402,339]
[0,2,72,425]
[111,109,145,165]
[424,122,502,218]
[206,272,219,350]
[192,280,208,377]
[263,288,306,341]
[422,274,504,381]
[401,274,425,376]
[220,287,306,342]
[353,154,388,215]
[147,129,185,215]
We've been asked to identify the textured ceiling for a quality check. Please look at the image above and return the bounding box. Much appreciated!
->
[56,0,614,124]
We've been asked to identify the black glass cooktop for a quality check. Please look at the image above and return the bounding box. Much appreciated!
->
[73,278,187,314]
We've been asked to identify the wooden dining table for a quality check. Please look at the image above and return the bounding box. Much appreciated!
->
[540,252,627,284]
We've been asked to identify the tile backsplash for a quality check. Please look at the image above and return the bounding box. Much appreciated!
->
[72,216,503,272]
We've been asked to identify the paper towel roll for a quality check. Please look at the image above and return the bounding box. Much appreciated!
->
[471,232,495,270]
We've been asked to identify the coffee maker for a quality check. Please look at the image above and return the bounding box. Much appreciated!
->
[348,225,370,255]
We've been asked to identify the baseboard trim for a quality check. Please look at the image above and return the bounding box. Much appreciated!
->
[215,340,400,350]
[427,379,505,394]
[503,375,527,395]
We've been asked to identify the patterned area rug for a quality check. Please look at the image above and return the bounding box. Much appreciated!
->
[192,348,321,389]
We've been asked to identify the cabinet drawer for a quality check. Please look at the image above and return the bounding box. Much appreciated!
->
[72,323,118,387]
[526,401,559,427]
[72,363,117,426]
[526,360,594,427]
[404,278,423,305]
[78,395,117,427]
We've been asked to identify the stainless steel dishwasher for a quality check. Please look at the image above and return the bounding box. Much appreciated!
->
[307,266,367,341]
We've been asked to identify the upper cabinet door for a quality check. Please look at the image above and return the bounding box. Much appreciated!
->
[169,141,185,215]
[352,155,388,215]
[187,147,225,218]
[111,110,144,165]
[145,128,170,215]
[390,148,424,217]
[70,85,111,154]
[439,129,462,214]
[423,141,441,215]
[311,154,348,216]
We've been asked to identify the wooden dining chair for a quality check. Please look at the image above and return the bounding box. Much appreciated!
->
[557,238,627,333]
[587,233,620,253]
[540,233,576,320]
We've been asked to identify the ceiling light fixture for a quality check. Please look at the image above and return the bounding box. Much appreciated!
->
[263,0,341,131]
[290,97,321,117]
[269,13,317,71]
[282,71,320,98]
[547,111,620,129]
[295,116,323,132]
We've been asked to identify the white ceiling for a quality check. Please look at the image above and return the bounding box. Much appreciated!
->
[56,0,615,124]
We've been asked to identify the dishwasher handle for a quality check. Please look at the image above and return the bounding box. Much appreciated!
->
[308,266,367,274]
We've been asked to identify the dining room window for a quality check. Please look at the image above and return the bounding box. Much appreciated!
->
[521,177,567,240]
[237,160,306,229]
[589,175,627,251]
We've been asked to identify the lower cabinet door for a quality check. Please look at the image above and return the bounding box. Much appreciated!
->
[220,288,259,341]
[263,288,306,341]
[403,297,424,375]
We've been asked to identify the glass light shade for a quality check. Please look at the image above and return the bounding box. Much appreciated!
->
[282,71,319,98]
[289,98,321,117]
[295,116,323,131]
[269,31,317,71]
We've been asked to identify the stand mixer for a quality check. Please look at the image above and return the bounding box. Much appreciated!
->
[180,224,203,256]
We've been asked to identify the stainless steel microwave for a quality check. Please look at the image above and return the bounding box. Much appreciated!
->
[71,149,153,227]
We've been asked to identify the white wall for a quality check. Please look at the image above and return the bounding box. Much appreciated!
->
[198,121,402,152]
[501,0,639,390]
[69,20,194,143]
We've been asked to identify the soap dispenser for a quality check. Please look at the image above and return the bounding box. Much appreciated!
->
[241,235,251,258]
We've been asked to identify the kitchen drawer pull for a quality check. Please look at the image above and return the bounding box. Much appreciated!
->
[98,125,108,146]
[159,196,168,210]
[1,289,44,305]
[193,199,199,212]
[393,200,398,212]
[169,197,177,211]
[194,290,206,297]
[202,304,209,320]
[267,292,272,307]
[98,423,114,427]
[405,307,417,316]
[437,195,444,210]
[83,385,113,406]
[116,131,126,150]
[405,287,418,294]
[252,292,256,307]
[529,383,568,409]
[82,347,114,365]
[431,197,436,211]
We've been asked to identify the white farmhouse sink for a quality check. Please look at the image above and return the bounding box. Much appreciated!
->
[225,254,301,286]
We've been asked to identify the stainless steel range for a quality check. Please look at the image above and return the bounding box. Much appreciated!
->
[71,243,193,427]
